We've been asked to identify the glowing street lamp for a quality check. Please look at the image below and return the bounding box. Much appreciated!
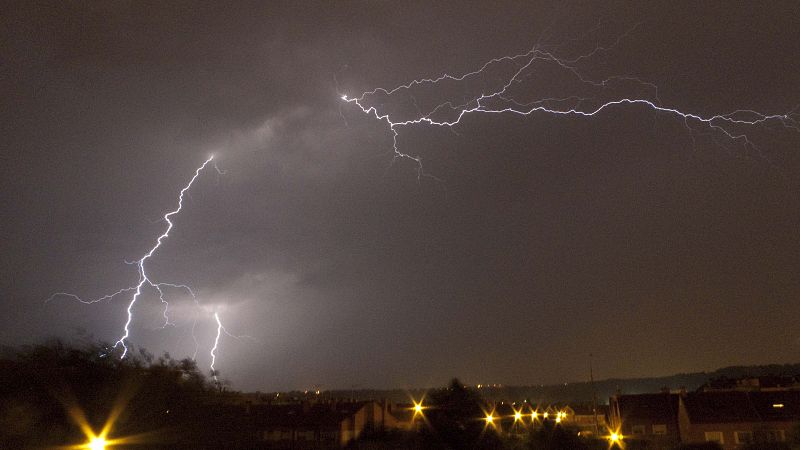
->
[411,399,426,419]
[607,430,624,448]
[514,411,523,422]
[485,413,496,425]
[86,436,107,450]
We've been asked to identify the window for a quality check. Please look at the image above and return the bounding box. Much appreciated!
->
[320,431,338,444]
[734,431,753,444]
[704,431,724,444]
[631,425,646,435]
[765,430,786,442]
[263,430,287,441]
[297,430,315,441]
[652,424,667,435]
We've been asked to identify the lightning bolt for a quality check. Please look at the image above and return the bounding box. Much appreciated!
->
[342,33,799,177]
[210,313,224,382]
[48,156,234,375]
[209,312,253,383]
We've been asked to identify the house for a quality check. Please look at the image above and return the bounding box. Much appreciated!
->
[678,390,800,449]
[567,403,609,436]
[252,400,410,448]
[609,393,682,449]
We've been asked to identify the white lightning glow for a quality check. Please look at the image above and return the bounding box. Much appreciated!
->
[113,156,214,358]
[210,313,223,382]
[343,34,799,177]
[48,156,233,376]
[209,311,251,383]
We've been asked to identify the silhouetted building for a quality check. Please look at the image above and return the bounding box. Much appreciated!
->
[678,390,800,449]
[251,400,409,448]
[567,403,609,435]
[610,392,682,449]
[611,389,800,449]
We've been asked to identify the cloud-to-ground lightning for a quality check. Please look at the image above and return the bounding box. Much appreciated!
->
[210,313,224,382]
[48,156,240,377]
[209,312,256,382]
[342,30,799,177]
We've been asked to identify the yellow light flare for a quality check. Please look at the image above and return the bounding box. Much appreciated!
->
[87,437,107,450]
[514,411,523,421]
[60,386,153,450]
[485,413,495,424]
[409,397,428,420]
[531,410,538,420]
[607,429,624,448]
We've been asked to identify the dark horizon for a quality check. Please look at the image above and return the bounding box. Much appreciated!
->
[3,1,800,393]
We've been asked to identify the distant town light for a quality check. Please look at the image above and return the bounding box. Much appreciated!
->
[485,413,495,424]
[773,403,785,408]
[531,411,538,420]
[609,431,622,444]
[514,411,522,421]
[543,412,549,419]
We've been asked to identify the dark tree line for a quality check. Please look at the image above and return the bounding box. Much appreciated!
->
[0,339,236,449]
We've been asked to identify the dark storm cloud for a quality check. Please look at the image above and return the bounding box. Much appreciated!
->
[3,1,800,391]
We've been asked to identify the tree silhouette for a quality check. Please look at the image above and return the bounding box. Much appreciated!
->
[0,339,233,449]
[421,378,503,450]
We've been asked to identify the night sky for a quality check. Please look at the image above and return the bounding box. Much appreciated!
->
[3,2,800,392]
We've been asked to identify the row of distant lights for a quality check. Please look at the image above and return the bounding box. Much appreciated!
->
[491,409,568,424]
[413,400,567,423]
[412,401,621,445]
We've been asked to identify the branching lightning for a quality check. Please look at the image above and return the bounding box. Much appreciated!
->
[342,31,799,178]
[48,155,241,378]
[210,312,255,383]
[210,313,224,382]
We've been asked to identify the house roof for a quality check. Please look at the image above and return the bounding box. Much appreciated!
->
[569,403,609,416]
[749,390,800,421]
[683,391,800,423]
[616,393,680,422]
[249,401,367,428]
[682,391,757,423]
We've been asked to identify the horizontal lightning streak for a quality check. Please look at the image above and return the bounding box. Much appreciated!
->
[343,39,799,176]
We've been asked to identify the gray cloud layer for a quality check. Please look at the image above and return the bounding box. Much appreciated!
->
[3,1,800,391]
